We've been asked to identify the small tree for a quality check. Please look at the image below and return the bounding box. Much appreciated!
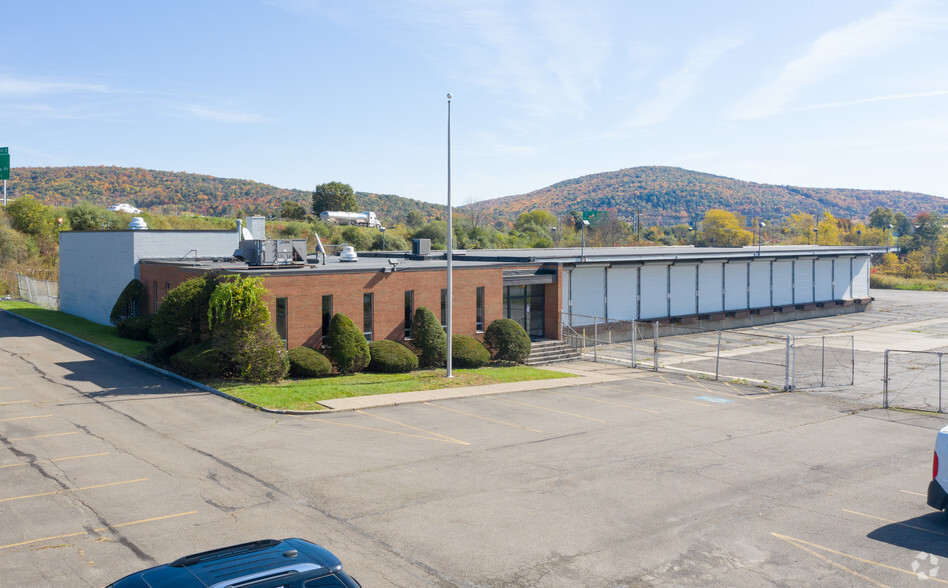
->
[411,306,446,367]
[312,181,357,215]
[208,275,287,383]
[325,313,370,374]
[151,275,217,344]
[110,279,145,324]
[280,200,307,220]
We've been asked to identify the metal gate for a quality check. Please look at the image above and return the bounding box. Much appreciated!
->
[883,350,945,412]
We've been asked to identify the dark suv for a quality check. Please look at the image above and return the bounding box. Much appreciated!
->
[105,538,361,588]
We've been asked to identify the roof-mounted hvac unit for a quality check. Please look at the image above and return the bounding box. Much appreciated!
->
[235,239,307,266]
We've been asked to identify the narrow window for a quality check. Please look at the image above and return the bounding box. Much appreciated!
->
[363,293,374,341]
[165,282,170,295]
[153,281,159,311]
[275,297,288,348]
[321,295,332,343]
[440,288,447,329]
[404,290,414,339]
[476,286,485,332]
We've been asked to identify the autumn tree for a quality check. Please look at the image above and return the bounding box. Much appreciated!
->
[697,209,752,247]
[311,181,357,215]
[280,200,307,220]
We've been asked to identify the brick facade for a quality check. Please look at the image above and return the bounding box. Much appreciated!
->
[139,262,512,349]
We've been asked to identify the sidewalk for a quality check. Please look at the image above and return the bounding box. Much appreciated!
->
[318,360,651,410]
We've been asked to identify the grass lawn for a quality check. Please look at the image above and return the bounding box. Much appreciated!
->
[0,300,151,357]
[2,299,578,411]
[870,273,948,292]
[218,366,577,411]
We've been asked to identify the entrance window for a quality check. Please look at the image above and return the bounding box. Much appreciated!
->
[503,284,545,338]
[275,297,288,348]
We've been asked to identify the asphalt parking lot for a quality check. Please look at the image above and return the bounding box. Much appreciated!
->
[2,290,948,586]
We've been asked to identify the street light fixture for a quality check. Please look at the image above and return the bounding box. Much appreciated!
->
[813,227,818,245]
[856,229,862,246]
[550,226,557,247]
[379,226,386,250]
[758,221,766,254]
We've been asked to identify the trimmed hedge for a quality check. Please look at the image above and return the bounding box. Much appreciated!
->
[452,335,490,368]
[214,324,288,383]
[368,339,418,373]
[287,346,332,378]
[116,314,155,342]
[170,341,223,380]
[412,306,446,367]
[326,313,370,374]
[484,318,532,363]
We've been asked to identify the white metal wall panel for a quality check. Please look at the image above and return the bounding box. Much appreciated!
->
[794,259,814,303]
[814,259,834,301]
[852,257,870,297]
[608,266,639,320]
[669,265,697,316]
[724,262,748,310]
[835,257,853,299]
[697,262,724,313]
[748,259,771,308]
[561,270,571,316]
[772,261,794,305]
[639,263,669,319]
[569,266,606,318]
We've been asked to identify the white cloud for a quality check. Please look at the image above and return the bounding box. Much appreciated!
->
[0,74,106,95]
[627,35,745,128]
[801,89,948,111]
[731,0,940,120]
[181,105,264,123]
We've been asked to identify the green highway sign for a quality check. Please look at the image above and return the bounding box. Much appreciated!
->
[0,148,9,180]
[582,210,608,226]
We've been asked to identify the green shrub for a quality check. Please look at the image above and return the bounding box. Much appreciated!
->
[116,314,155,341]
[452,335,490,368]
[412,306,446,367]
[215,324,288,383]
[484,318,532,363]
[110,279,144,324]
[170,341,223,380]
[287,346,332,378]
[325,313,370,374]
[368,339,418,373]
[151,275,216,344]
[149,334,191,364]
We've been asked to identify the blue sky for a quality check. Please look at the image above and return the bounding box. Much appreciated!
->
[2,0,947,206]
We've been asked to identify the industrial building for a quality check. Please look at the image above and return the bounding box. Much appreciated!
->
[59,217,883,349]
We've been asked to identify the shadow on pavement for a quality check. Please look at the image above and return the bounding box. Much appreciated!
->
[867,512,948,558]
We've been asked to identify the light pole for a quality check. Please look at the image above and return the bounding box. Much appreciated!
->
[758,221,766,254]
[813,227,818,245]
[581,219,590,258]
[446,93,453,378]
[379,226,386,250]
[888,224,894,250]
[856,229,862,246]
[550,226,557,247]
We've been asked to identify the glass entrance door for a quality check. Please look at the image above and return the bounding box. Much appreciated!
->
[503,284,545,338]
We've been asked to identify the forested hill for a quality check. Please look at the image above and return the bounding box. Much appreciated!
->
[6,166,446,223]
[476,166,948,223]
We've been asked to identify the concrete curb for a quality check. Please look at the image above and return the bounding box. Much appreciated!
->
[0,309,302,414]
[2,309,622,414]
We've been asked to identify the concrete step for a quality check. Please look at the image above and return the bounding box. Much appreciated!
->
[525,340,582,366]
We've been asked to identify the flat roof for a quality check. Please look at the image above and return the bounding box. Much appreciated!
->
[140,244,887,276]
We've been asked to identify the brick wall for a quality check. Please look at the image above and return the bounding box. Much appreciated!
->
[261,266,503,349]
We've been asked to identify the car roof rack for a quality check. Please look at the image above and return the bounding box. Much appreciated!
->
[169,539,282,567]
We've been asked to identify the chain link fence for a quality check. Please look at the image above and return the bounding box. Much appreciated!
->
[883,350,945,412]
[561,313,854,391]
[2,271,60,310]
